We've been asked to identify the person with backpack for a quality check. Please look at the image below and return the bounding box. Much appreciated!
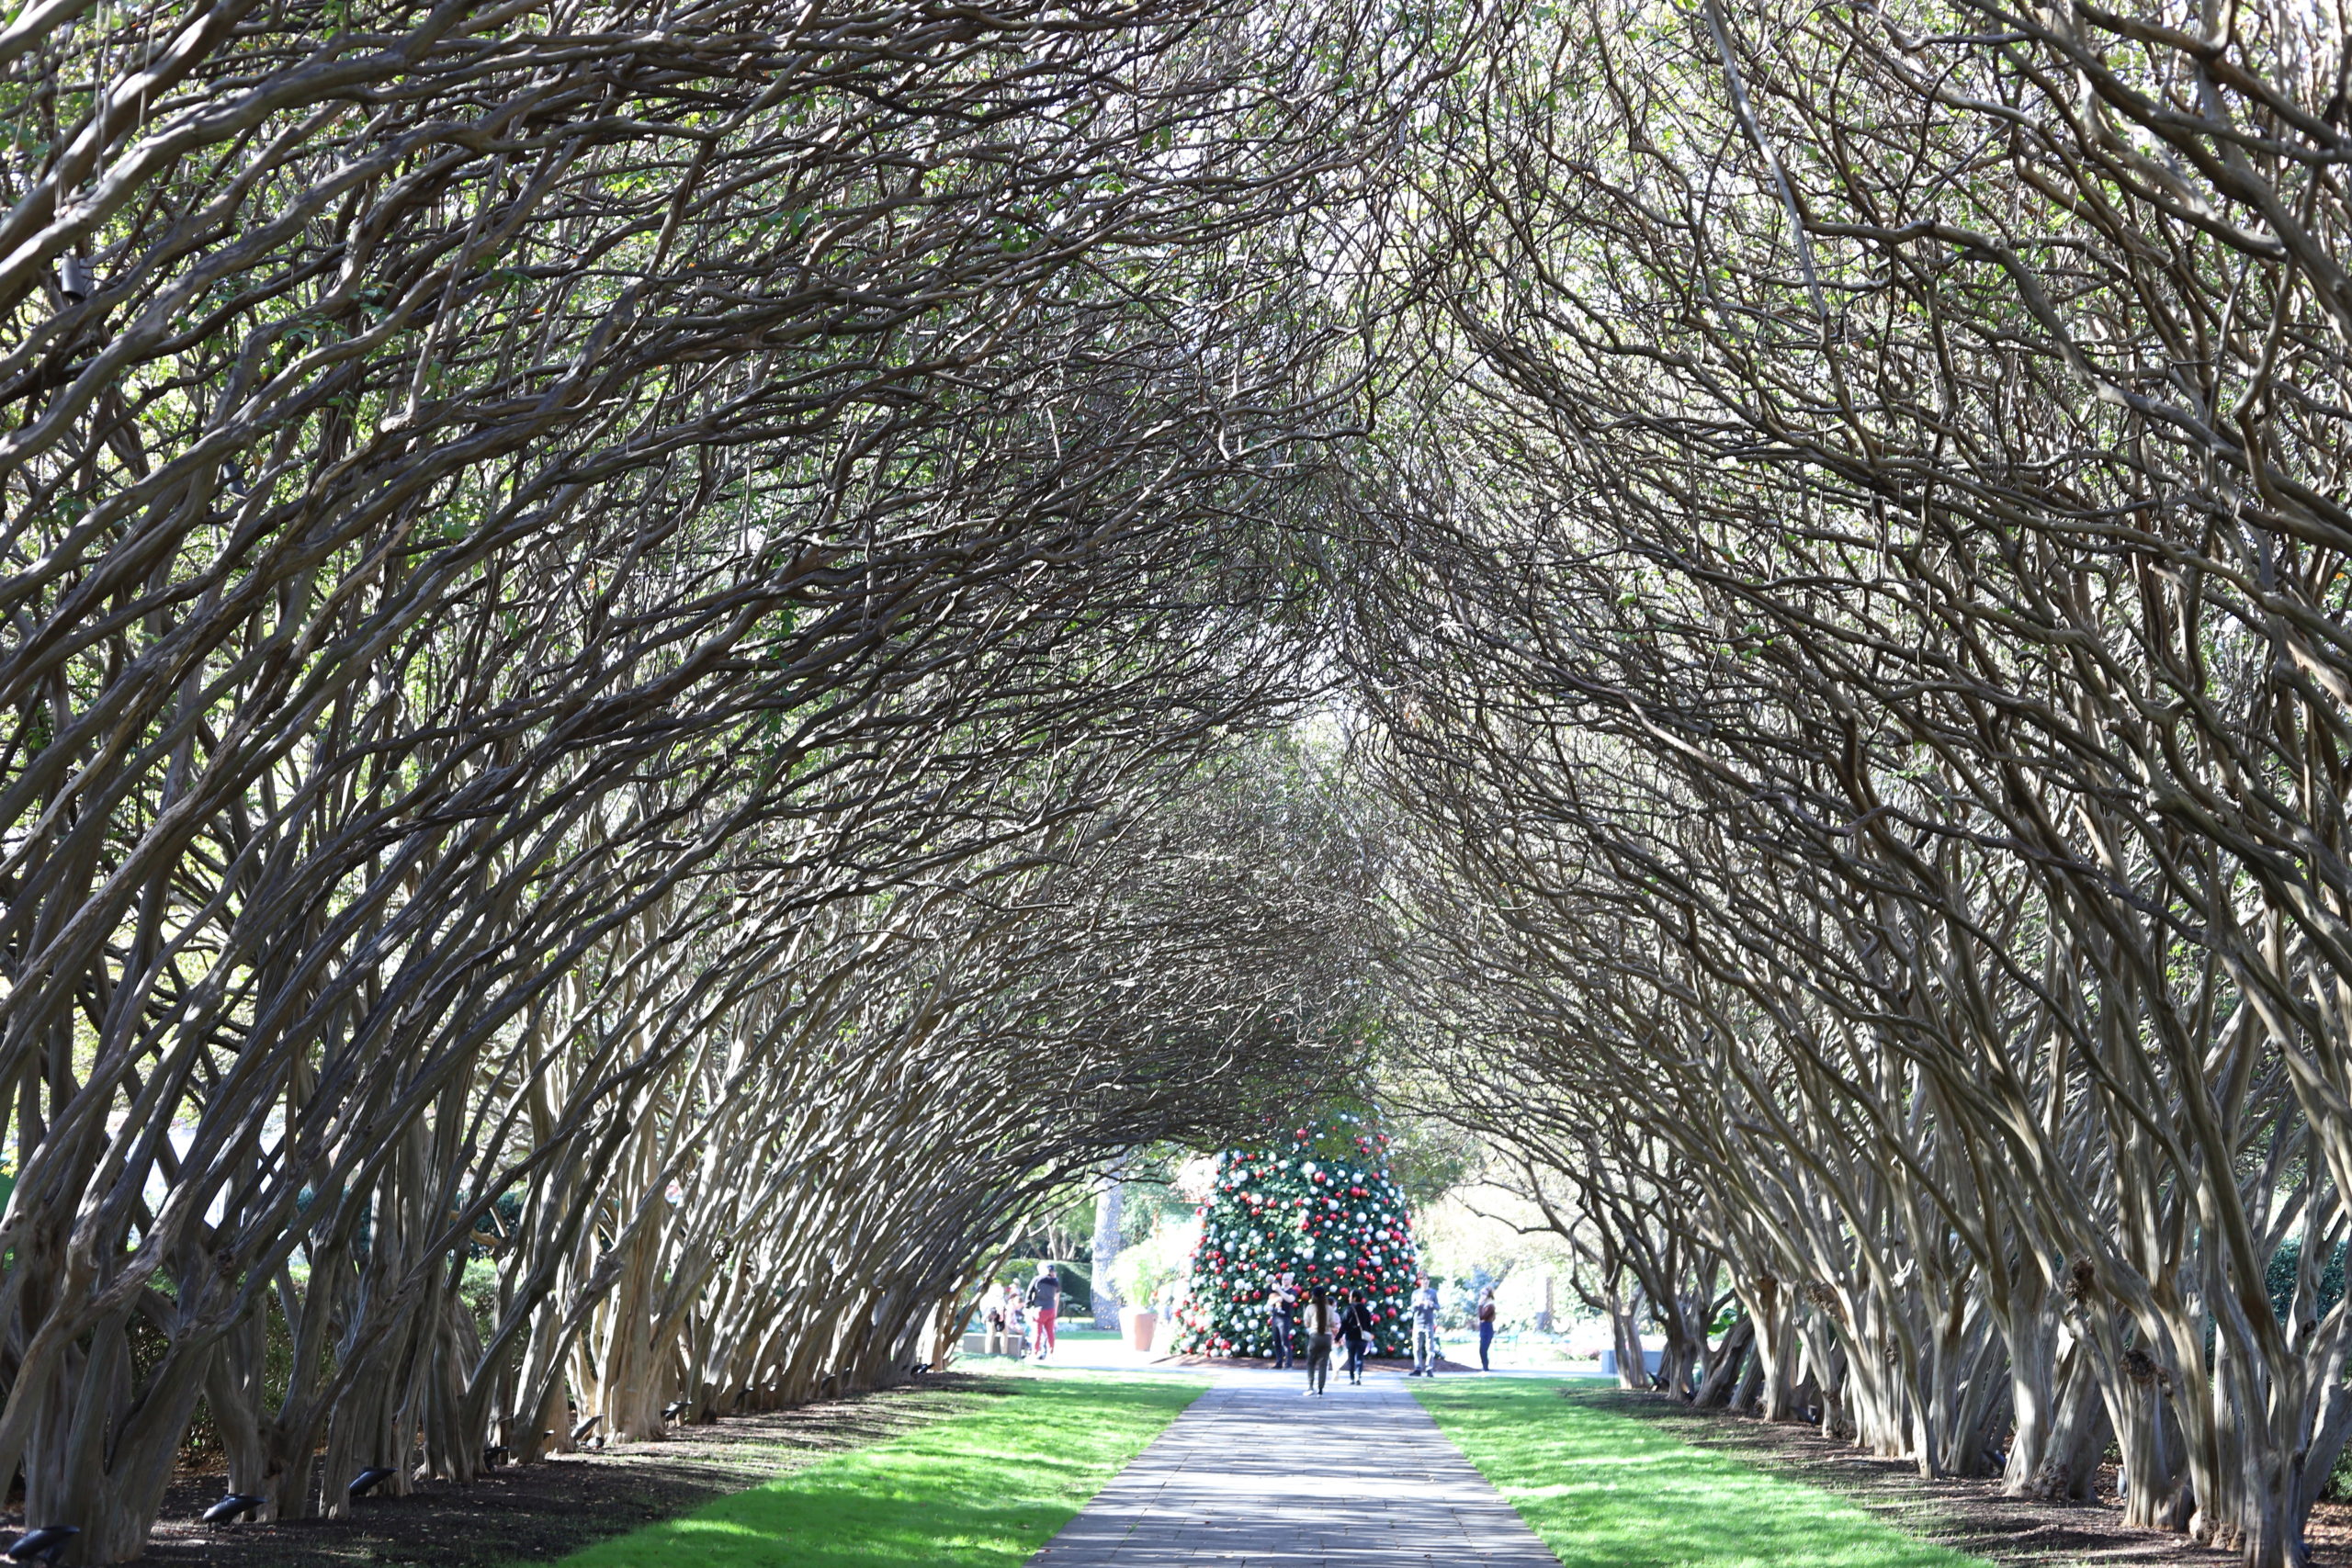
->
[1299,1286,1338,1396]
[1026,1264,1062,1360]
[1339,1292,1375,1384]
[1267,1272,1298,1370]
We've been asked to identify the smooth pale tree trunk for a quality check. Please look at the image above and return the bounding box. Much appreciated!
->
[1740,1280,1796,1421]
[1608,1283,1647,1389]
[1996,1293,2063,1495]
[1091,1168,1125,1330]
[2009,1336,2109,1500]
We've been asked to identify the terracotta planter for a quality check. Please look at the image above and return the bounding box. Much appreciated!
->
[1121,1306,1158,1352]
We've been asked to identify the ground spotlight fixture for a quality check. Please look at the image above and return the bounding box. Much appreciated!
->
[199,1494,266,1524]
[348,1466,397,1498]
[482,1444,509,1469]
[5,1527,78,1564]
[570,1414,602,1442]
[662,1401,689,1421]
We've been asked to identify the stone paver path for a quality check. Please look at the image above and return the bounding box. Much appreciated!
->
[1029,1367,1562,1567]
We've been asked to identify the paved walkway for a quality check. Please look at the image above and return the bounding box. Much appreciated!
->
[1028,1367,1562,1567]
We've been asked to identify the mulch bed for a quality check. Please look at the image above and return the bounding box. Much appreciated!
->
[1582,1388,2348,1567]
[104,1373,1009,1568]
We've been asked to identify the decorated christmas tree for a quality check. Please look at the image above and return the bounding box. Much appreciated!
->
[1172,1119,1420,1358]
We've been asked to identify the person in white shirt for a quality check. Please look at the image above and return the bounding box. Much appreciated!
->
[1299,1288,1338,1396]
[1409,1276,1441,1376]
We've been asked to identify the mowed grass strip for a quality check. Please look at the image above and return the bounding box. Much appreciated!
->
[538,1371,1204,1568]
[1412,1379,1992,1568]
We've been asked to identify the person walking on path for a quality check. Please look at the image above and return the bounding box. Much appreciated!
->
[1339,1292,1374,1384]
[1028,1264,1062,1360]
[1267,1272,1298,1370]
[1300,1287,1337,1396]
[1409,1275,1441,1377]
[1476,1286,1498,1371]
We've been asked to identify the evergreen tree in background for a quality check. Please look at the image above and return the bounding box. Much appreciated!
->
[1172,1120,1420,1357]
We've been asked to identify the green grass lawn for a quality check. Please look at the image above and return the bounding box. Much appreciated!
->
[537,1371,1202,1568]
[1412,1380,1992,1568]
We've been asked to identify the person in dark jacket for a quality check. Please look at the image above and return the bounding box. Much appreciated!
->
[1026,1265,1062,1360]
[1299,1287,1337,1396]
[1267,1272,1297,1370]
[1339,1292,1375,1384]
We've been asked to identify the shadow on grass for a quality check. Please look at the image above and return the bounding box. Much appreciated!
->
[1413,1379,1991,1568]
[542,1373,1203,1568]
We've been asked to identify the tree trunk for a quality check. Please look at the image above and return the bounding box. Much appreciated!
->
[1091,1168,1125,1331]
[1605,1282,1648,1389]
[1693,1314,1753,1407]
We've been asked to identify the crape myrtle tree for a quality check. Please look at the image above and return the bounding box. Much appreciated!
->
[1172,1118,1420,1358]
[0,0,1479,1553]
[538,731,1395,1451]
[1329,0,2352,1561]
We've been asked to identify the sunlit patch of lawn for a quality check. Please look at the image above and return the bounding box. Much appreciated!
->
[535,1371,1203,1568]
[1412,1379,1992,1568]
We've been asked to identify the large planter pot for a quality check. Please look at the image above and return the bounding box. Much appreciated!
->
[1121,1306,1158,1353]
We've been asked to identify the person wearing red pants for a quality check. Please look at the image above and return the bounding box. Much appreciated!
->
[1026,1265,1062,1359]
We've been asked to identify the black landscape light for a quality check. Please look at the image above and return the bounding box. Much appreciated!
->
[56,258,92,304]
[199,1494,266,1524]
[570,1414,601,1442]
[662,1401,689,1421]
[482,1444,509,1469]
[347,1466,397,1498]
[5,1527,78,1564]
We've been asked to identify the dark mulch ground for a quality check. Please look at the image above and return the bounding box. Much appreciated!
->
[1584,1388,2334,1566]
[102,1373,1009,1568]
